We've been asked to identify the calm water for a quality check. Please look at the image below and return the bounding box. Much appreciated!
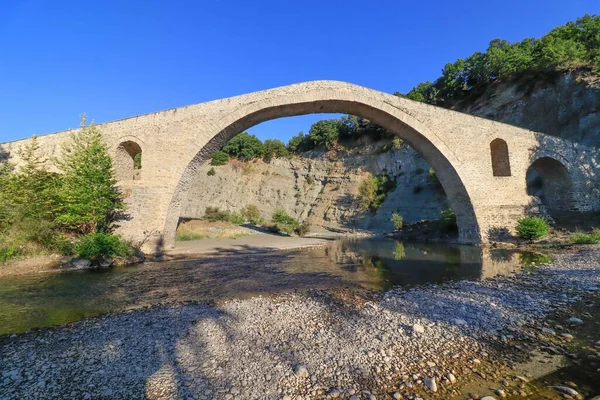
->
[0,237,548,335]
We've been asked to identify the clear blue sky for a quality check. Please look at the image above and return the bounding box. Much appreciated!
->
[0,0,597,143]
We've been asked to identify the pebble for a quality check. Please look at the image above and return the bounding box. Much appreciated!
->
[567,317,583,325]
[412,323,425,334]
[1,248,599,399]
[494,388,506,397]
[550,386,582,399]
[424,377,437,392]
[560,333,574,340]
[295,365,309,378]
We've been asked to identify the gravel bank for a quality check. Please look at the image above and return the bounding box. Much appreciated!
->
[1,248,599,399]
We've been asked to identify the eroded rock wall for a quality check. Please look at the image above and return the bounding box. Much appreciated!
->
[180,145,448,233]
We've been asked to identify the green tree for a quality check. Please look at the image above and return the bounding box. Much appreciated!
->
[222,132,265,161]
[211,150,229,166]
[5,137,61,223]
[55,116,123,234]
[287,132,311,153]
[308,119,343,149]
[263,139,289,161]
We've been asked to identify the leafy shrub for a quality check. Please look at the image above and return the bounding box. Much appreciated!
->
[287,132,311,153]
[229,212,245,225]
[202,207,231,222]
[207,167,216,176]
[391,213,403,230]
[294,220,311,236]
[222,132,264,161]
[75,233,131,261]
[263,139,289,162]
[571,229,600,244]
[308,119,345,149]
[241,204,262,225]
[440,209,457,232]
[392,137,403,150]
[211,150,229,166]
[358,173,396,210]
[272,209,298,226]
[133,153,142,169]
[516,216,549,241]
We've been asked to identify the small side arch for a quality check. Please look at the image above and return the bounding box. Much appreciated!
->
[115,140,143,181]
[490,138,511,176]
[526,156,573,212]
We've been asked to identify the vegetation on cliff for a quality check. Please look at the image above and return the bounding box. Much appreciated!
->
[398,14,600,107]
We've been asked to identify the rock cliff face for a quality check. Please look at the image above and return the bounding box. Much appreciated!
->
[181,145,448,233]
[181,68,599,233]
[452,67,600,148]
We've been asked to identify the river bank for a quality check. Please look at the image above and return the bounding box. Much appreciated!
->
[0,233,336,279]
[1,247,598,399]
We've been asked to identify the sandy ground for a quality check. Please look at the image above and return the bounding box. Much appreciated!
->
[169,233,332,256]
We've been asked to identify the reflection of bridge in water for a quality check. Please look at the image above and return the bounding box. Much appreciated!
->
[324,238,543,289]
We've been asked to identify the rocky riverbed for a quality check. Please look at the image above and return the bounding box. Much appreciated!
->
[1,248,599,399]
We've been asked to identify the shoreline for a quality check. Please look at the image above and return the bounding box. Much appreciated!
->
[1,248,598,399]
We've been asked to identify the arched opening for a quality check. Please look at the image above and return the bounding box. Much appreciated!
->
[526,156,573,216]
[490,138,511,176]
[115,141,142,181]
[163,98,481,246]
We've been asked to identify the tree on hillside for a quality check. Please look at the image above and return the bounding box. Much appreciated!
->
[287,132,310,153]
[222,132,265,161]
[308,119,344,149]
[263,139,289,162]
[56,116,123,234]
[399,14,600,106]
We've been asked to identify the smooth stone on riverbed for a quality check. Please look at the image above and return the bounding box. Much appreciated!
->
[567,317,583,325]
[481,397,497,400]
[412,324,425,334]
[447,373,457,384]
[550,386,582,399]
[294,365,309,378]
[424,377,437,392]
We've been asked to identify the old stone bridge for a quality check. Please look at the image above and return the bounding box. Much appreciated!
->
[2,81,600,248]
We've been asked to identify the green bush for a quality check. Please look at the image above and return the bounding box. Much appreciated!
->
[133,153,142,169]
[241,204,262,225]
[202,207,231,222]
[516,216,550,241]
[272,209,298,226]
[392,137,403,150]
[287,132,311,153]
[211,151,229,166]
[571,229,600,244]
[440,209,457,232]
[229,212,245,225]
[391,213,403,230]
[308,119,344,149]
[263,139,289,161]
[75,233,131,261]
[358,173,396,211]
[222,132,265,161]
[207,167,216,176]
